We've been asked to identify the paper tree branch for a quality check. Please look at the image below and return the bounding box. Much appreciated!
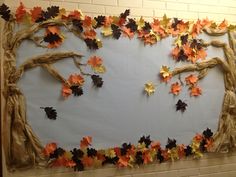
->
[172,40,236,152]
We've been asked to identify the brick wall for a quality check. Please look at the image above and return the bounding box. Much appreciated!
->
[2,0,236,176]
[3,0,236,23]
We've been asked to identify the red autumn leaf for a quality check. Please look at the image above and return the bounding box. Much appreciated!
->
[62,84,72,98]
[82,156,94,167]
[205,139,213,151]
[15,2,27,23]
[43,142,57,156]
[185,74,198,85]
[190,86,202,96]
[218,19,228,30]
[170,82,182,95]
[80,136,92,149]
[143,34,157,45]
[122,27,135,39]
[83,29,97,39]
[87,56,103,68]
[68,74,85,85]
[51,156,68,167]
[30,6,42,22]
[83,15,92,28]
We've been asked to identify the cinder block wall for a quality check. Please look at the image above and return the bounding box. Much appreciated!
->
[2,0,236,177]
[3,0,236,23]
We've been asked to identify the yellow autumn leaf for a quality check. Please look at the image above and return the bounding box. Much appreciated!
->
[105,149,116,158]
[101,26,113,36]
[144,82,156,96]
[64,151,73,159]
[160,14,170,28]
[136,16,145,30]
[160,65,171,78]
[93,65,106,73]
[96,39,103,48]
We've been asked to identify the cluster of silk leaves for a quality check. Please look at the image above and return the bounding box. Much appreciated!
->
[1,15,236,170]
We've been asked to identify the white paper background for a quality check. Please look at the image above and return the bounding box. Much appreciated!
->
[17,28,227,149]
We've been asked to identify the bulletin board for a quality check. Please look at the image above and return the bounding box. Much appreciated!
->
[1,2,236,171]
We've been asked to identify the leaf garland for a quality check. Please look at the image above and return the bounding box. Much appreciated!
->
[43,128,214,171]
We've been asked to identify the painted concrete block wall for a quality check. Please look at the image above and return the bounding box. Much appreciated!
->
[3,0,236,23]
[2,0,236,176]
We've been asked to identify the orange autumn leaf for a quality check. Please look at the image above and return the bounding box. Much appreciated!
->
[65,160,76,168]
[62,84,72,98]
[83,15,92,28]
[104,16,113,27]
[68,74,85,85]
[143,34,157,45]
[218,19,228,30]
[15,2,27,23]
[194,133,203,142]
[68,10,82,20]
[170,82,182,95]
[122,27,135,39]
[205,139,213,151]
[80,136,92,149]
[178,145,185,158]
[82,156,94,167]
[43,142,57,156]
[83,29,97,39]
[183,44,194,57]
[47,26,60,35]
[185,74,198,85]
[118,156,129,167]
[151,141,161,149]
[191,20,202,38]
[143,151,152,164]
[190,86,202,96]
[87,56,103,68]
[171,46,180,59]
[201,18,212,28]
[196,49,207,60]
[51,156,68,167]
[161,75,172,83]
[30,7,42,22]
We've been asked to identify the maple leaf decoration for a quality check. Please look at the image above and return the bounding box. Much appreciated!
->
[176,99,188,112]
[70,85,83,96]
[111,24,122,39]
[72,19,83,32]
[203,128,213,139]
[185,74,198,85]
[30,7,43,22]
[94,15,105,28]
[170,82,181,95]
[138,135,152,148]
[144,82,155,96]
[80,136,92,149]
[91,75,103,87]
[43,6,59,20]
[166,138,177,149]
[40,107,57,120]
[15,2,27,23]
[44,26,63,48]
[0,3,11,21]
[43,143,57,157]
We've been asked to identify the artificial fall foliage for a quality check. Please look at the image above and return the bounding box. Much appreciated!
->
[2,2,235,171]
[40,107,57,120]
[43,128,214,171]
